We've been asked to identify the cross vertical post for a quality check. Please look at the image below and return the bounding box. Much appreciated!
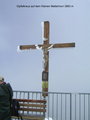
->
[42,21,49,95]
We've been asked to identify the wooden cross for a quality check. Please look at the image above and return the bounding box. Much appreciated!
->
[18,21,75,95]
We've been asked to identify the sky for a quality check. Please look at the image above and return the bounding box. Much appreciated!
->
[0,0,90,92]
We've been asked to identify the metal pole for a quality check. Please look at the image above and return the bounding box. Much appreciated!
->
[70,93,72,120]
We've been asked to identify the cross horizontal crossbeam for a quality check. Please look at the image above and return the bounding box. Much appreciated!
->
[19,42,75,50]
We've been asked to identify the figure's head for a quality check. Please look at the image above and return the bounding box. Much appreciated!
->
[0,76,4,82]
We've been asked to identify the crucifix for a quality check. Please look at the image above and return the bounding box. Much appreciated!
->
[18,21,75,95]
